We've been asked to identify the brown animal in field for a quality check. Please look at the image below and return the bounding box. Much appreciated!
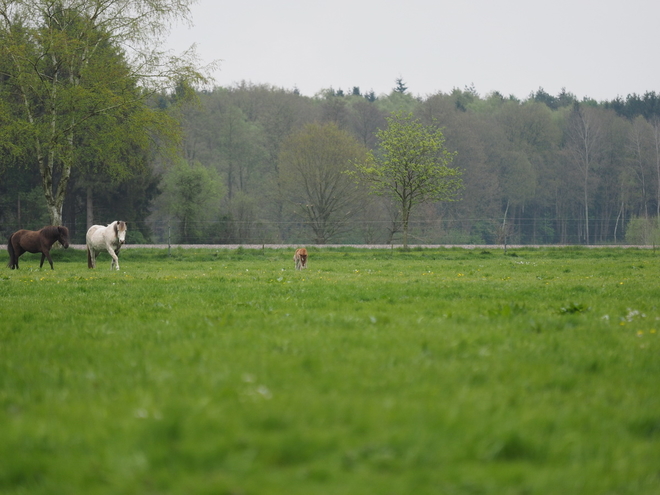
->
[7,226,70,269]
[294,248,308,270]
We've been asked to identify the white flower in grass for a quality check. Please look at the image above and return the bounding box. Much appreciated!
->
[256,385,272,399]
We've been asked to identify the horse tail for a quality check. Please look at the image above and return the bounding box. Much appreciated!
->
[87,246,93,269]
[7,234,15,268]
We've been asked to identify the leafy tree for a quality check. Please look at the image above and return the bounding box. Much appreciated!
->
[419,93,499,240]
[321,94,350,128]
[376,91,419,117]
[394,77,408,94]
[0,0,211,226]
[278,122,367,244]
[364,90,377,103]
[625,215,660,245]
[349,99,386,148]
[351,112,463,248]
[213,104,267,200]
[533,87,560,110]
[158,160,224,242]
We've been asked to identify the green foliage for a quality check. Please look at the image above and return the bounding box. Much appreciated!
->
[279,122,368,244]
[625,216,660,245]
[6,60,660,246]
[0,0,209,225]
[356,113,462,202]
[393,77,408,94]
[0,186,50,237]
[158,160,225,242]
[0,247,659,493]
[374,91,418,115]
[559,302,590,314]
[351,112,463,247]
[605,91,660,120]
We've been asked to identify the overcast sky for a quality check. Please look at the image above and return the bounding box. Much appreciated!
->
[165,0,659,101]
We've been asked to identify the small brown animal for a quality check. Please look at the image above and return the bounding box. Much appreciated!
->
[294,248,308,270]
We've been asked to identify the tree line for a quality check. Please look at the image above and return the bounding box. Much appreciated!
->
[2,2,660,246]
[145,84,660,245]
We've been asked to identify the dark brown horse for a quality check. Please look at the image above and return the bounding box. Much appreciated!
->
[7,226,70,270]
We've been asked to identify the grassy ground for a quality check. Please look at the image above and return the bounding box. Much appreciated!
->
[1,247,659,494]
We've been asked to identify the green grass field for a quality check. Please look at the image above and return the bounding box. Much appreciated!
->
[1,247,659,494]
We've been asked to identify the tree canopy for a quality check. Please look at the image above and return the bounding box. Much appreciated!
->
[4,71,660,246]
[0,0,212,226]
[279,122,367,244]
[351,112,463,248]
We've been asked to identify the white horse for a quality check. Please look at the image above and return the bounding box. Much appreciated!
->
[86,221,127,270]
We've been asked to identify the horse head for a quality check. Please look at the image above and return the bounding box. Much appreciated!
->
[115,221,127,245]
[57,226,70,249]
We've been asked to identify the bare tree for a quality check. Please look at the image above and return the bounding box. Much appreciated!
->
[565,104,603,244]
[278,122,367,244]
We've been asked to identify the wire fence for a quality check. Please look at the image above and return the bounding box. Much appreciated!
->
[3,217,654,248]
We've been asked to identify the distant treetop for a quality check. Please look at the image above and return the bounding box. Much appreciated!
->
[394,78,408,94]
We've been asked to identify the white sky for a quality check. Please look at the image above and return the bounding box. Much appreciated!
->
[165,0,659,101]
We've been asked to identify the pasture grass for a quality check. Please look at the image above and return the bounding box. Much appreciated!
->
[1,247,659,494]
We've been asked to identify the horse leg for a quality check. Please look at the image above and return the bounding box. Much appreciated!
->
[14,245,22,269]
[114,249,121,270]
[90,247,98,268]
[41,251,54,269]
[7,238,12,268]
[87,247,95,268]
[107,245,120,270]
[7,236,16,269]
[16,243,27,269]
[7,236,24,269]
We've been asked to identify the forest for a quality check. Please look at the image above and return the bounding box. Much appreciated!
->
[2,1,660,246]
[3,75,660,246]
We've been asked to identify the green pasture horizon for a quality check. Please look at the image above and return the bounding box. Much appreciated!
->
[1,247,659,494]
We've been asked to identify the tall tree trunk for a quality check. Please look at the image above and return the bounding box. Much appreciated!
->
[87,186,94,230]
[583,175,589,244]
[502,200,510,253]
[40,153,67,226]
[653,119,660,219]
[38,70,74,227]
[569,104,602,245]
[43,148,73,226]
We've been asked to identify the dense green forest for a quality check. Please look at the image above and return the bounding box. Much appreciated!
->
[3,78,660,245]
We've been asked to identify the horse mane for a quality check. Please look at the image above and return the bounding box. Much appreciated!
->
[113,221,127,237]
[42,225,60,237]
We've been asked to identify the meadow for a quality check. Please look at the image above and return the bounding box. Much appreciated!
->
[0,246,659,494]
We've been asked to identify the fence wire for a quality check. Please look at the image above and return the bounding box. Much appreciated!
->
[2,217,654,247]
